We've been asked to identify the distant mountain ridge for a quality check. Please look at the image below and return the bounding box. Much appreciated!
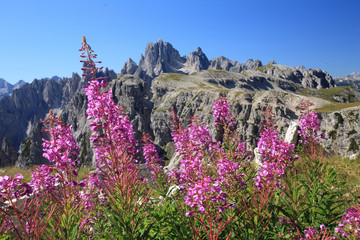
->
[0,78,26,98]
[345,72,360,80]
[334,72,360,87]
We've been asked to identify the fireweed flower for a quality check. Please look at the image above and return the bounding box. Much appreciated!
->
[297,101,325,160]
[30,165,57,195]
[169,114,227,213]
[334,204,360,239]
[80,36,138,174]
[213,96,237,144]
[212,96,235,129]
[41,110,80,181]
[0,174,32,201]
[184,176,227,213]
[298,101,322,144]
[80,37,151,238]
[170,117,216,187]
[255,106,296,189]
[299,225,335,240]
[142,133,165,183]
[170,97,247,219]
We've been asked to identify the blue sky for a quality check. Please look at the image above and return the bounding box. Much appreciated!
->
[0,0,359,84]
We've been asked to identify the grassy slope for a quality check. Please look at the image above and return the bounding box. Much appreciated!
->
[323,154,360,202]
[298,86,360,112]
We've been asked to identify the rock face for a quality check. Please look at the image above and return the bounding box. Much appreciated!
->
[120,40,264,85]
[16,122,49,169]
[0,75,81,152]
[319,109,360,157]
[0,138,17,167]
[0,69,117,167]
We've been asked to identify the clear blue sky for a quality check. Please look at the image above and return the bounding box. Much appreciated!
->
[0,0,359,84]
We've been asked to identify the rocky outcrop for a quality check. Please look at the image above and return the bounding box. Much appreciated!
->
[0,69,117,155]
[259,64,335,89]
[284,121,300,145]
[320,109,360,157]
[302,69,335,89]
[149,72,301,151]
[149,71,359,160]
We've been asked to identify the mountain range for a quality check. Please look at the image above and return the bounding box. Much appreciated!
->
[0,78,26,98]
[0,39,359,168]
[334,72,360,87]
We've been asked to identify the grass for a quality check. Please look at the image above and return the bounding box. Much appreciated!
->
[298,86,360,112]
[206,69,227,73]
[316,102,360,113]
[299,86,356,102]
[157,73,188,81]
[0,165,95,183]
[256,64,274,73]
[323,154,360,202]
[0,166,36,183]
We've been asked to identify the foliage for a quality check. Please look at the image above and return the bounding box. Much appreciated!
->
[0,37,357,239]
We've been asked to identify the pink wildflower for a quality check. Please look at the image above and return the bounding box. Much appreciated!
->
[255,106,296,189]
[80,36,138,174]
[41,110,80,180]
[334,204,360,239]
[142,133,165,182]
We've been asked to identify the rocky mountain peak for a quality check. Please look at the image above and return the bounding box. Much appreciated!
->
[183,47,210,73]
[120,58,137,75]
[13,80,26,90]
[243,59,263,70]
[127,39,186,85]
[0,78,14,98]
